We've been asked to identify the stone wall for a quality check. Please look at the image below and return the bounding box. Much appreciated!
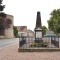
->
[5,14,14,38]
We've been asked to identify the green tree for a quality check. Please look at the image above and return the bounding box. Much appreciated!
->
[13,26,19,38]
[47,9,60,35]
[41,26,47,36]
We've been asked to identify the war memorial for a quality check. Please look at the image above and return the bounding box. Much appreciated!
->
[0,0,60,52]
[18,11,60,52]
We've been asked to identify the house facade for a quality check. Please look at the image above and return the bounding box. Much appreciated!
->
[16,26,34,37]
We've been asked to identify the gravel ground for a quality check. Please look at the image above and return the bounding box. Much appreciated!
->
[0,40,60,60]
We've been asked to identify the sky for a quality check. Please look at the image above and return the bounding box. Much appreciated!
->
[3,0,60,31]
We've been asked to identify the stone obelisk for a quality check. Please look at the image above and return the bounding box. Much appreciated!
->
[35,11,42,42]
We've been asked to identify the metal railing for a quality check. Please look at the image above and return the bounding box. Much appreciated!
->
[19,36,60,49]
[51,36,59,48]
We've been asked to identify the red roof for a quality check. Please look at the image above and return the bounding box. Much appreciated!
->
[16,26,27,32]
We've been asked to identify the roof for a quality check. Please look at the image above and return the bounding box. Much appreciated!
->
[44,34,56,37]
[16,26,27,32]
[27,29,34,33]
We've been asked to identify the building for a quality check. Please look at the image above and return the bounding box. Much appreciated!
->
[0,14,14,39]
[16,26,27,36]
[0,0,14,39]
[27,29,35,37]
[16,26,34,37]
[44,29,56,38]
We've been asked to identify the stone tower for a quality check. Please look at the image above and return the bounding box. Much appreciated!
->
[0,0,14,38]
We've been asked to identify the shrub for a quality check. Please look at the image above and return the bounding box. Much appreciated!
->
[30,42,48,47]
[13,26,19,38]
[41,42,48,47]
[30,42,37,47]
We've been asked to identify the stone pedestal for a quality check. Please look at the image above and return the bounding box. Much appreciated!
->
[35,28,42,43]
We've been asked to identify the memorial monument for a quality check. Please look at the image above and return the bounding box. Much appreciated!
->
[35,11,42,42]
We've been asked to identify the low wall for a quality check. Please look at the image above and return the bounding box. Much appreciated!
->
[18,48,60,52]
[0,36,5,39]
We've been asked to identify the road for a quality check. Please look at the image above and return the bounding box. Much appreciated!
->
[0,38,60,60]
[0,38,19,47]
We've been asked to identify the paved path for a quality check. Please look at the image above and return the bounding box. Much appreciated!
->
[0,38,19,47]
[0,38,60,60]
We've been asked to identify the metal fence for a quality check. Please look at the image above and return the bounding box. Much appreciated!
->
[19,36,60,49]
[43,36,60,48]
[51,36,59,48]
[19,36,35,48]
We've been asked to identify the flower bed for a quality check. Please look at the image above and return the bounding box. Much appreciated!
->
[30,42,48,47]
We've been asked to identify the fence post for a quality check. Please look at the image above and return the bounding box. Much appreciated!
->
[59,36,60,48]
[19,36,20,48]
